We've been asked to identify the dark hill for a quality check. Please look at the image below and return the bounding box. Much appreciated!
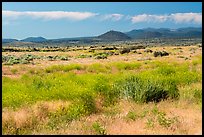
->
[21,37,47,43]
[98,30,131,41]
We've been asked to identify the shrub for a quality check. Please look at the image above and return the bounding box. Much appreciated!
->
[94,52,109,59]
[94,54,107,59]
[130,45,146,50]
[153,51,169,57]
[126,111,138,121]
[113,75,179,103]
[77,54,92,58]
[157,112,174,128]
[120,48,130,54]
[92,122,107,135]
[59,56,69,60]
[2,54,67,65]
[103,47,115,50]
[76,93,97,115]
[144,49,153,53]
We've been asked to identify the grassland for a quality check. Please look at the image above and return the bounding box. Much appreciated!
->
[2,45,202,135]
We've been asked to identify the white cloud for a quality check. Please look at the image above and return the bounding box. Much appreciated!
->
[2,10,98,21]
[170,13,202,24]
[131,14,148,23]
[101,14,124,21]
[131,13,202,24]
[131,14,168,23]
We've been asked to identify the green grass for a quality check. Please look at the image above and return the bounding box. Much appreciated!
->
[86,63,111,74]
[45,64,83,73]
[2,57,202,134]
[192,55,202,66]
[126,111,138,121]
[92,122,107,135]
[3,58,202,109]
[111,61,141,70]
[11,68,18,74]
[179,83,202,105]
[113,73,180,103]
[77,54,92,58]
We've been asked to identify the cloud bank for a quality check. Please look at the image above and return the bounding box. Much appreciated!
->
[2,10,202,24]
[131,13,202,24]
[170,13,202,24]
[2,10,98,21]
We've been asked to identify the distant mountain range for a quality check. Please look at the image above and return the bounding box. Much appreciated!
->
[2,27,202,44]
[125,27,202,39]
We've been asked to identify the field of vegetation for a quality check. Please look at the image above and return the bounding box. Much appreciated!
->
[2,44,202,135]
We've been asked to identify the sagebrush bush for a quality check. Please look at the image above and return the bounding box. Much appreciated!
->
[113,75,179,103]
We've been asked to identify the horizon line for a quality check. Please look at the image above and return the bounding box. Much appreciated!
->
[3,26,202,40]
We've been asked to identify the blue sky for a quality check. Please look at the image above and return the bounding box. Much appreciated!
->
[2,2,202,39]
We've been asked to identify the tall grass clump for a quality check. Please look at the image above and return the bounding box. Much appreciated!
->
[179,83,202,104]
[92,74,119,106]
[45,64,83,73]
[86,63,111,73]
[192,55,202,66]
[113,75,179,103]
[112,62,141,71]
[92,122,107,135]
[156,65,176,76]
[47,92,97,129]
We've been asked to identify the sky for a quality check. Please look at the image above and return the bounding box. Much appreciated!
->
[2,2,202,40]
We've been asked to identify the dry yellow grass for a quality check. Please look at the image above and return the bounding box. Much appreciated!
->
[2,97,202,135]
[11,99,200,135]
[2,100,71,134]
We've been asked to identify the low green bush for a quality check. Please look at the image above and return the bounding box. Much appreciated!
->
[92,122,107,135]
[77,54,92,58]
[113,75,179,103]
